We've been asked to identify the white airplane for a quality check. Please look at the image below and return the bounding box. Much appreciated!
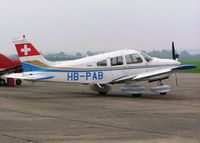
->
[5,36,196,97]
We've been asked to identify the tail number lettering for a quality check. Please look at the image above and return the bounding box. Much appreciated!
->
[67,72,104,81]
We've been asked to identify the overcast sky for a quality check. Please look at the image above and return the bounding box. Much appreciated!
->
[0,0,199,55]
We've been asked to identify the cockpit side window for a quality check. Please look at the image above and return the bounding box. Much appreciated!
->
[97,60,107,66]
[125,53,143,64]
[141,52,152,62]
[110,56,123,66]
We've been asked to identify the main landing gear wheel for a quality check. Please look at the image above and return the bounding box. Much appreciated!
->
[121,86,145,97]
[160,92,167,95]
[132,94,142,98]
[90,84,111,95]
[0,78,6,86]
[98,91,108,95]
[15,79,22,86]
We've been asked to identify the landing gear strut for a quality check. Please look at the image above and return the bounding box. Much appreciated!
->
[157,80,163,86]
[157,80,167,94]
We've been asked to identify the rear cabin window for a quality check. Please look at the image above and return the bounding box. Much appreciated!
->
[110,56,123,66]
[97,60,107,66]
[125,54,143,64]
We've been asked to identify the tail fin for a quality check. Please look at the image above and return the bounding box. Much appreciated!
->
[14,35,51,72]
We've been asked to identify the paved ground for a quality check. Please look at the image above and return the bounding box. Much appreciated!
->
[0,73,200,143]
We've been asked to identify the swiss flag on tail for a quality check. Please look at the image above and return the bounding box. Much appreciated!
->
[13,36,48,71]
[15,41,40,57]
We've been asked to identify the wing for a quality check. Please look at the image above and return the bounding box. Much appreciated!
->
[0,65,22,75]
[4,72,54,81]
[111,64,196,84]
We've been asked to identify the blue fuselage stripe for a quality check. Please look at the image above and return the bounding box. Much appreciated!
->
[21,62,175,72]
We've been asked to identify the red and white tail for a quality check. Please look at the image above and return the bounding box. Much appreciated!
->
[15,43,41,58]
[14,36,41,60]
[13,36,51,71]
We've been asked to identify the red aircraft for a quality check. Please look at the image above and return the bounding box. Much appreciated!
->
[0,54,22,86]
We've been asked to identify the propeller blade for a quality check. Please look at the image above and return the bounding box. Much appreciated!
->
[172,41,176,60]
[172,41,179,60]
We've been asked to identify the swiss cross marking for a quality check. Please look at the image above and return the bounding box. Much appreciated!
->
[21,45,31,56]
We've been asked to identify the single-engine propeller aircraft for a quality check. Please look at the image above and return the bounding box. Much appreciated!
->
[5,35,196,97]
[0,54,22,86]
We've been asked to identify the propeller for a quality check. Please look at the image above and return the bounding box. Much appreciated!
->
[172,41,179,86]
[172,41,179,60]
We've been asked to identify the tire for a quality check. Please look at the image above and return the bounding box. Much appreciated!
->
[132,94,142,98]
[160,92,167,95]
[0,78,6,86]
[15,79,22,86]
[98,92,108,95]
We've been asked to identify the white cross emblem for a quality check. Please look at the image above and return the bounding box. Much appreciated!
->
[21,45,31,56]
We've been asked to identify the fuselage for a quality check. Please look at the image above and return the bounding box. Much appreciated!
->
[20,49,180,84]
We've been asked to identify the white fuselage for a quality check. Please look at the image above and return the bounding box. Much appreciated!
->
[23,49,179,84]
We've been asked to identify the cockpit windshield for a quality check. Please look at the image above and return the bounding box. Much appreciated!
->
[140,52,153,62]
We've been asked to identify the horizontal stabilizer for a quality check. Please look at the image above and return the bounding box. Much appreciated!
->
[4,72,54,81]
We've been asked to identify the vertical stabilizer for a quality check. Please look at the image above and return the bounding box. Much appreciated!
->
[14,36,51,72]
